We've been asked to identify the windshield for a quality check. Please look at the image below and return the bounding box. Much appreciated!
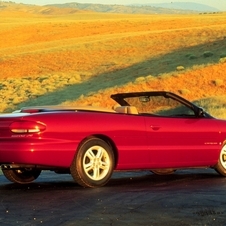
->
[122,95,195,117]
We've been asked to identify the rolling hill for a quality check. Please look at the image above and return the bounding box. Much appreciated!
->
[1,1,218,15]
[0,1,85,15]
[132,2,219,12]
[46,2,197,14]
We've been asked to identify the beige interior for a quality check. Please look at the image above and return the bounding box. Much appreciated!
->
[115,106,139,114]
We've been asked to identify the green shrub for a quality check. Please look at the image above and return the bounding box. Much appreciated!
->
[0,83,6,90]
[219,57,226,63]
[220,53,226,58]
[176,66,185,71]
[185,53,198,60]
[203,51,214,58]
[188,55,198,60]
[178,89,190,95]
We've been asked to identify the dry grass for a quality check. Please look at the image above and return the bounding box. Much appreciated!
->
[0,6,226,117]
[62,61,226,118]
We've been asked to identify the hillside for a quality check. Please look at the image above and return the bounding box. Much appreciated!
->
[0,4,226,118]
[0,2,86,15]
[47,2,197,14]
[0,1,221,15]
[133,2,219,12]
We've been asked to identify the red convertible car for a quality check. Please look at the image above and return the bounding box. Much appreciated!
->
[0,91,226,188]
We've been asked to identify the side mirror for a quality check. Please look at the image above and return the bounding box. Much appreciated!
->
[198,108,205,117]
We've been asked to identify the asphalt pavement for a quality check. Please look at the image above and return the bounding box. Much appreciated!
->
[0,169,226,226]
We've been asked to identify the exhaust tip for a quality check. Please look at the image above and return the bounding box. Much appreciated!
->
[1,164,12,169]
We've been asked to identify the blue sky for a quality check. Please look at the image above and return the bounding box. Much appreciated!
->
[10,0,226,10]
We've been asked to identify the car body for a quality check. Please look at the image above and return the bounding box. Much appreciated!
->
[0,91,226,188]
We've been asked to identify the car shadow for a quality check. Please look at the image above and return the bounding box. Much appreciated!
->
[107,169,224,189]
[0,169,223,191]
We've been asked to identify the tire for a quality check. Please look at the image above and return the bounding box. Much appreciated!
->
[152,169,176,175]
[70,137,115,188]
[2,168,41,184]
[215,144,226,176]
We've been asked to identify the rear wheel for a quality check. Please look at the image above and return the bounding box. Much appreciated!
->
[2,168,41,184]
[215,144,226,176]
[70,137,115,188]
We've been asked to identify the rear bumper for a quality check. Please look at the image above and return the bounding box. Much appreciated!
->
[0,139,78,168]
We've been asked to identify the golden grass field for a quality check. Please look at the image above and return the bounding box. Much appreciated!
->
[0,3,226,118]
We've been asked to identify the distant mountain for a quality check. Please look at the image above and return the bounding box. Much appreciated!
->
[1,1,219,15]
[0,2,84,15]
[132,2,219,12]
[46,2,198,14]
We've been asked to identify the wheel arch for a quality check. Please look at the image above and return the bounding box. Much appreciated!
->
[75,134,119,169]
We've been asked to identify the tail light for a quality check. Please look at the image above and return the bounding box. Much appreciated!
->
[10,120,46,134]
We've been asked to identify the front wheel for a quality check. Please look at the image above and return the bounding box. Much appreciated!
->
[215,144,226,176]
[70,137,115,188]
[2,168,41,184]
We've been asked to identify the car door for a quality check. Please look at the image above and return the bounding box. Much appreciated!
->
[144,115,221,168]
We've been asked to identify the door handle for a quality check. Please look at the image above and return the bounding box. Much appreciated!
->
[150,125,160,131]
